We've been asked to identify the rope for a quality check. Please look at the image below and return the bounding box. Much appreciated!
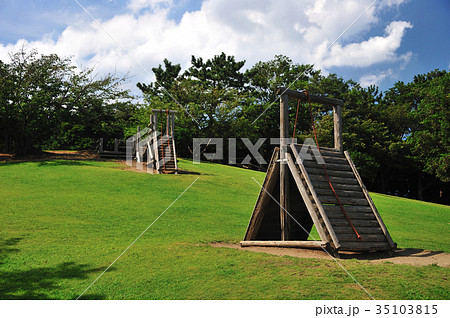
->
[305,91,361,240]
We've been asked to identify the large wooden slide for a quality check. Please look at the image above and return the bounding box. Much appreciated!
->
[241,88,395,255]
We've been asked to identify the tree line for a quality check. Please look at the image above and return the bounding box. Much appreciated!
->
[0,49,448,204]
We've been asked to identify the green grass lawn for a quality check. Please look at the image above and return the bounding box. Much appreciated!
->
[0,158,449,299]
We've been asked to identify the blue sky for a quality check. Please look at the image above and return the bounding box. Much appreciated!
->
[0,0,448,94]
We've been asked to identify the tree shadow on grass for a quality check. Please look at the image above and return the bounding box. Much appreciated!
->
[0,237,22,265]
[0,159,91,167]
[0,237,111,300]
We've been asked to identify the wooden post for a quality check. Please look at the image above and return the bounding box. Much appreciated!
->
[99,138,104,152]
[136,126,141,163]
[280,93,290,241]
[114,138,119,153]
[333,105,343,153]
[171,114,175,138]
[153,113,158,133]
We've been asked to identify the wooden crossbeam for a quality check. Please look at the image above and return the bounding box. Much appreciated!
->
[276,87,344,106]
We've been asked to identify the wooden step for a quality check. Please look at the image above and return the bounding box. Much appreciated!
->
[322,205,373,213]
[305,167,355,178]
[303,160,352,172]
[311,181,361,191]
[318,195,369,206]
[314,188,365,198]
[338,234,387,242]
[333,226,383,235]
[327,211,375,219]
[318,149,345,158]
[309,174,359,185]
[338,241,390,251]
[329,219,379,227]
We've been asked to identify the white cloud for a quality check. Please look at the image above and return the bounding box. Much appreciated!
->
[319,20,413,68]
[127,0,173,12]
[360,68,393,87]
[0,0,413,94]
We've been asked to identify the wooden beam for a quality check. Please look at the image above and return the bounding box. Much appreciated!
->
[280,93,290,241]
[152,109,178,114]
[276,87,344,106]
[334,105,343,153]
[240,240,327,249]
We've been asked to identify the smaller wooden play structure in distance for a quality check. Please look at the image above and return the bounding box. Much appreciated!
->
[241,88,396,256]
[133,109,178,174]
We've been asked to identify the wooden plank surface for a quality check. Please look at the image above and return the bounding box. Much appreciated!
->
[338,234,387,242]
[309,174,359,185]
[318,195,369,206]
[311,182,362,191]
[333,226,383,235]
[302,160,352,171]
[338,241,390,251]
[319,155,349,165]
[326,211,375,219]
[329,219,380,227]
[314,188,365,198]
[304,167,355,178]
[322,205,373,213]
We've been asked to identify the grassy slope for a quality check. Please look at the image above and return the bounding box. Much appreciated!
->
[0,159,448,300]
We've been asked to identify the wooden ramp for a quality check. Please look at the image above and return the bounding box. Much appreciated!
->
[242,145,396,253]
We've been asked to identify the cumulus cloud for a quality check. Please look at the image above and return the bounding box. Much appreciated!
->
[0,0,413,93]
[360,68,393,87]
[319,21,413,68]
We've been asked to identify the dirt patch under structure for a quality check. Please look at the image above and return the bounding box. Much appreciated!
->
[211,243,450,267]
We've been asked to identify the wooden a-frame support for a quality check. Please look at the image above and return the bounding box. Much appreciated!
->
[241,88,396,254]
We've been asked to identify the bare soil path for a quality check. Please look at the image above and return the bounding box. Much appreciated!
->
[212,243,450,267]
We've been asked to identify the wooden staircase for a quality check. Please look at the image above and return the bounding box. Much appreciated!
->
[156,135,177,174]
[288,144,395,252]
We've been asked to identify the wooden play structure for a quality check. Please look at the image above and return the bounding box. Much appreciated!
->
[134,109,178,174]
[241,88,396,256]
[99,109,178,174]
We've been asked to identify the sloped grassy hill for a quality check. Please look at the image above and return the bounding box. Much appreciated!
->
[0,158,448,299]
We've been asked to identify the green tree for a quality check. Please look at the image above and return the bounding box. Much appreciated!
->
[136,58,181,98]
[0,48,131,155]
